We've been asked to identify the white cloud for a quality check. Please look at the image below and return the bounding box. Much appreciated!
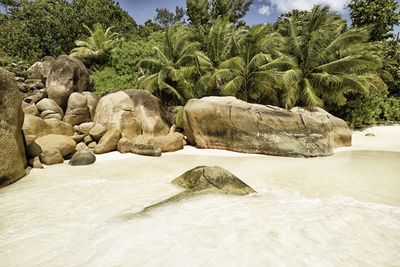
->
[258,5,272,16]
[259,0,348,14]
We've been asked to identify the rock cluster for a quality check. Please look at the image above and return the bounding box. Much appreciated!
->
[2,54,353,187]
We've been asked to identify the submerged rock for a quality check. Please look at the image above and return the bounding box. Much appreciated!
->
[183,97,351,157]
[121,166,255,218]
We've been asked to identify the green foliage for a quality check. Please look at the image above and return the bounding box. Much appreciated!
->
[210,0,253,24]
[186,0,209,26]
[70,23,120,66]
[71,0,137,37]
[380,38,400,95]
[186,0,253,26]
[138,24,207,104]
[92,67,135,95]
[332,92,400,127]
[281,5,385,108]
[91,32,162,94]
[154,7,185,28]
[0,0,78,62]
[212,25,288,102]
[348,0,400,41]
[0,0,137,62]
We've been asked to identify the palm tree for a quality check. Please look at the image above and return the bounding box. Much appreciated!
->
[211,25,289,102]
[281,5,385,109]
[138,25,208,104]
[138,25,211,127]
[70,23,120,64]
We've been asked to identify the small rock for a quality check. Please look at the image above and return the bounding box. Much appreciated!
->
[28,156,44,169]
[117,138,135,153]
[40,110,62,121]
[365,133,375,137]
[93,128,121,154]
[40,150,64,165]
[89,124,106,141]
[78,122,95,134]
[88,141,97,149]
[76,142,88,151]
[131,143,162,157]
[72,134,85,143]
[83,135,93,144]
[22,104,40,116]
[69,150,96,166]
[36,98,64,117]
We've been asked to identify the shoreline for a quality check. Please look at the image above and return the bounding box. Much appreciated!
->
[92,125,400,163]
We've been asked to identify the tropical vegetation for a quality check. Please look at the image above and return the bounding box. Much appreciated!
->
[1,0,399,127]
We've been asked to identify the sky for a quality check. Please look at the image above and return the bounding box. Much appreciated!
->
[0,0,399,32]
[119,0,399,33]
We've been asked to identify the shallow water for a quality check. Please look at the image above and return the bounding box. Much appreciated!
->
[1,150,400,266]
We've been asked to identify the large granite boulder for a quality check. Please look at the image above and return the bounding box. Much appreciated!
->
[0,68,27,187]
[183,97,351,157]
[290,107,352,148]
[23,114,74,145]
[63,92,91,125]
[27,134,76,158]
[94,90,170,139]
[46,55,90,109]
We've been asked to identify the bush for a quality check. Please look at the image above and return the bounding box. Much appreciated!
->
[331,92,400,128]
[92,67,136,95]
[92,32,162,94]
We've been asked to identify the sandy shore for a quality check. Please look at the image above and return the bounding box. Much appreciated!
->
[94,125,400,163]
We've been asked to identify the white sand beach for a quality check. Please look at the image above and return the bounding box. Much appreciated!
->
[0,126,399,267]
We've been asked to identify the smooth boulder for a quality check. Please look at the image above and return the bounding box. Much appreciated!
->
[149,133,184,152]
[40,150,64,165]
[27,134,76,158]
[94,90,169,139]
[183,97,350,157]
[0,68,27,187]
[23,115,75,144]
[290,107,352,148]
[46,55,90,108]
[93,128,121,154]
[69,150,96,166]
[131,143,162,157]
[63,92,91,125]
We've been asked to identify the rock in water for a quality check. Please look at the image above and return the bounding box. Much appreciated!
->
[0,68,27,187]
[183,97,351,157]
[121,166,255,218]
[69,150,96,166]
